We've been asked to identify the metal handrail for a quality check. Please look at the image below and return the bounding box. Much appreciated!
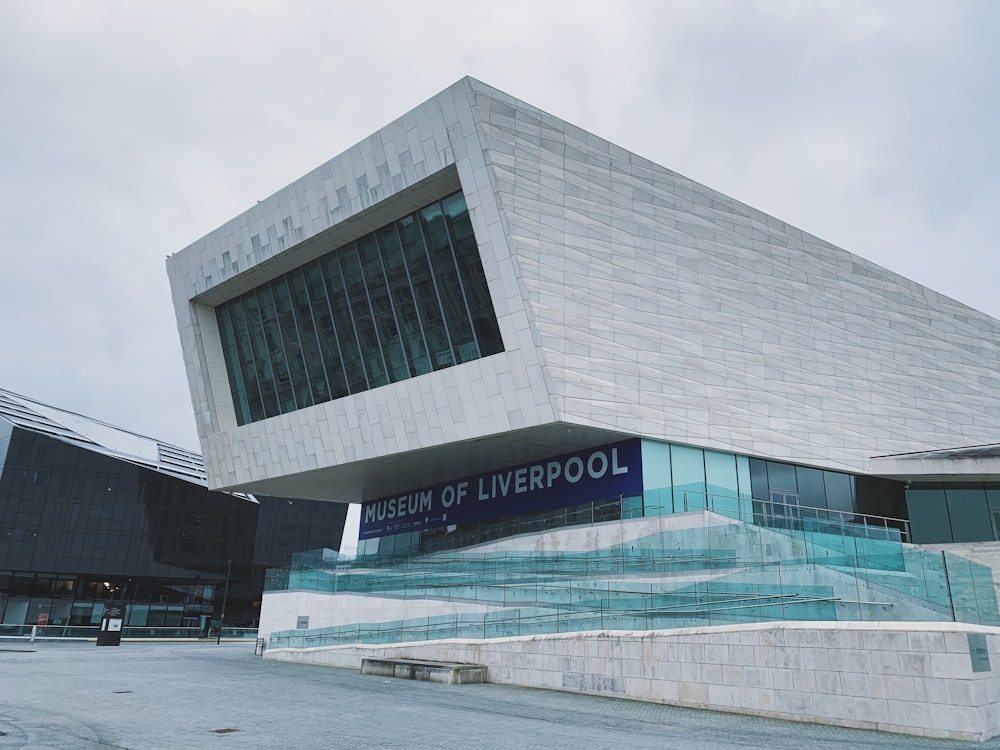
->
[266,590,894,650]
[712,493,910,544]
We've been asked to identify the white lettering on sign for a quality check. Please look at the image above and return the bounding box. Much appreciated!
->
[364,490,433,524]
[361,444,633,532]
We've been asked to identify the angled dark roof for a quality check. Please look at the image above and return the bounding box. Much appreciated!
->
[0,388,250,495]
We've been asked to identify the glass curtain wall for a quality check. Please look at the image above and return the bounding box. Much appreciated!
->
[0,429,348,629]
[361,440,906,558]
[352,439,998,554]
[638,439,895,523]
[906,485,1000,544]
[216,191,504,426]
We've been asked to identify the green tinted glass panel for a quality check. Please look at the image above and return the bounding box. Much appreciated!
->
[622,494,643,519]
[704,450,738,516]
[671,444,705,511]
[377,225,431,376]
[287,268,333,404]
[256,285,295,413]
[302,262,349,398]
[227,297,265,421]
[823,471,854,514]
[704,450,737,498]
[340,246,388,388]
[215,306,251,425]
[735,455,752,500]
[988,488,1000,511]
[357,234,409,382]
[442,193,503,356]
[397,215,454,370]
[420,203,477,363]
[318,256,367,394]
[272,277,312,410]
[906,489,953,544]
[748,459,768,501]
[946,488,993,543]
[766,462,797,493]
[216,191,503,425]
[641,440,672,514]
[241,292,280,418]
[796,467,826,510]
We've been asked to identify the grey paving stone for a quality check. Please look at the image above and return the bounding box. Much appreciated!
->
[0,640,994,749]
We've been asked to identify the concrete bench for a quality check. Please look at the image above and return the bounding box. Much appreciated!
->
[361,657,487,684]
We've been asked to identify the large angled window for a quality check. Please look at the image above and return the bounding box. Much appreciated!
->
[216,192,504,425]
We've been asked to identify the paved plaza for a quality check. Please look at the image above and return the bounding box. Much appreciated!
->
[0,640,996,749]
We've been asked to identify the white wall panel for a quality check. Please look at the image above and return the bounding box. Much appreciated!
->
[463,79,1000,473]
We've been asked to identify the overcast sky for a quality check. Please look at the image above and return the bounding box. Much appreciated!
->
[1,1,997,452]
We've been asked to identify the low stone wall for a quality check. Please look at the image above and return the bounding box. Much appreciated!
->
[265,621,1000,742]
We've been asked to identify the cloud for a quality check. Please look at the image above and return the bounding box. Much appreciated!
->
[0,0,996,450]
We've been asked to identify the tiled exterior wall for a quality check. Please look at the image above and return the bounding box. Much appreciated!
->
[467,82,1000,473]
[167,77,1000,497]
[267,622,1000,742]
[167,79,557,493]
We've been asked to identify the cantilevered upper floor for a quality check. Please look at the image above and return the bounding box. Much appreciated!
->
[167,77,1000,504]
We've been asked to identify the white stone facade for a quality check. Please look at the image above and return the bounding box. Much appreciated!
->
[166,77,1000,502]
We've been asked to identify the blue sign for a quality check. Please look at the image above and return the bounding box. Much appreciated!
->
[359,439,642,539]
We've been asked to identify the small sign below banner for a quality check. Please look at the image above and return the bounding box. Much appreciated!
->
[96,604,125,647]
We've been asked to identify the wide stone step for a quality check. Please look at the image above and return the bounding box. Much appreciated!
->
[360,657,487,684]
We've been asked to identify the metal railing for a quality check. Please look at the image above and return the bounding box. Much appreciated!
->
[0,624,258,641]
[710,493,911,544]
[262,492,997,651]
[267,586,901,651]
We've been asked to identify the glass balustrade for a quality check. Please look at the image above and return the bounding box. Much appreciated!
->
[266,494,999,650]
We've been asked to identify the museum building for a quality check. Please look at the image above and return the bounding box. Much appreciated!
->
[163,77,1000,738]
[167,76,1000,554]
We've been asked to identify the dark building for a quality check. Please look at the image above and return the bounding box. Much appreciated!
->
[0,388,347,632]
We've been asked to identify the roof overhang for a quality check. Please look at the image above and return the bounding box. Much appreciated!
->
[870,444,1000,483]
[213,423,633,504]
